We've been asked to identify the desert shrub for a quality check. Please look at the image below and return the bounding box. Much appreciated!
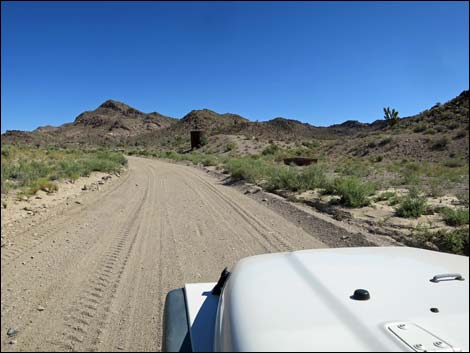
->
[438,207,469,227]
[431,137,449,150]
[300,164,328,190]
[409,225,469,255]
[200,155,217,167]
[262,144,281,156]
[375,191,397,202]
[224,157,273,184]
[435,125,446,133]
[1,145,127,195]
[335,160,370,178]
[396,189,427,218]
[24,178,59,196]
[1,145,11,158]
[436,228,469,256]
[327,177,376,208]
[225,143,236,152]
[413,123,427,133]
[301,140,320,149]
[399,163,421,187]
[424,128,436,135]
[388,194,401,206]
[265,167,301,192]
[414,228,469,256]
[371,155,383,163]
[428,179,444,198]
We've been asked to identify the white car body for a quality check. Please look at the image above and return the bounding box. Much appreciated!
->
[175,247,469,352]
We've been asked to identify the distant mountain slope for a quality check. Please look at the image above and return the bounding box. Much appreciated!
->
[2,91,468,156]
[2,100,178,146]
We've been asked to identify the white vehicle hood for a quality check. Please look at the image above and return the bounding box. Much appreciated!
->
[213,247,469,352]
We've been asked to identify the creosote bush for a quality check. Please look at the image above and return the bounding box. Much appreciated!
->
[396,189,427,218]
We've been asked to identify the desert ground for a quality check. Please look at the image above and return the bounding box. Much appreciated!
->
[1,156,333,352]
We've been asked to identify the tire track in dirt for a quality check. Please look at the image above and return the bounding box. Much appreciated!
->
[1,157,325,352]
[1,169,131,264]
[177,167,303,252]
[58,168,152,352]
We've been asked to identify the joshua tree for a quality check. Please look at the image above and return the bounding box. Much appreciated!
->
[383,107,399,126]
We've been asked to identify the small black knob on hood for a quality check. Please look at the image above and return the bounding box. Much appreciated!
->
[351,289,370,301]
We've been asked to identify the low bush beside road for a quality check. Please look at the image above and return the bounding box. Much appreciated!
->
[438,207,469,227]
[1,145,127,196]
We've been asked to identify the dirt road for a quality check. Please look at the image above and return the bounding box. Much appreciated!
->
[1,157,325,352]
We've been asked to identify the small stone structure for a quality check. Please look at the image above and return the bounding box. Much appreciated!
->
[190,130,204,149]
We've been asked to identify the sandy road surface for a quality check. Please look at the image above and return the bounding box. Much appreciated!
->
[1,157,325,352]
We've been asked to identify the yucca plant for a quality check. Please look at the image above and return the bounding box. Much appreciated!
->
[384,107,399,126]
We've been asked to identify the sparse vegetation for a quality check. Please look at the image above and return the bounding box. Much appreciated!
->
[378,136,393,146]
[431,136,449,150]
[438,207,469,227]
[2,90,466,256]
[225,143,236,152]
[262,144,281,156]
[326,177,376,208]
[412,227,469,256]
[413,123,427,133]
[396,189,427,218]
[374,191,397,202]
[1,145,127,195]
[443,159,465,168]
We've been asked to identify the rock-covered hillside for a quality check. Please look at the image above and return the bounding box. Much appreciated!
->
[2,91,468,162]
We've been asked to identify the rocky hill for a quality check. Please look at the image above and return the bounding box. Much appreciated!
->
[2,91,468,161]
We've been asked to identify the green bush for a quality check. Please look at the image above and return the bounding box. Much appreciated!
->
[375,191,397,202]
[414,228,469,256]
[22,178,59,196]
[200,155,217,167]
[327,177,375,208]
[335,160,370,178]
[438,207,469,226]
[369,155,384,163]
[262,144,281,156]
[266,167,301,192]
[301,140,320,149]
[224,157,273,184]
[1,145,127,195]
[225,143,236,152]
[396,190,427,218]
[436,228,469,256]
[300,164,328,190]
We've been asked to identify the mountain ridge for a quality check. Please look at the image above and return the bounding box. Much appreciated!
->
[2,90,468,150]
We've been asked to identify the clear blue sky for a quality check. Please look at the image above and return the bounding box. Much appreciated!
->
[1,1,468,132]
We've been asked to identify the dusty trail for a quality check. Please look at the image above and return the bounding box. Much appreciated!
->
[1,157,325,352]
